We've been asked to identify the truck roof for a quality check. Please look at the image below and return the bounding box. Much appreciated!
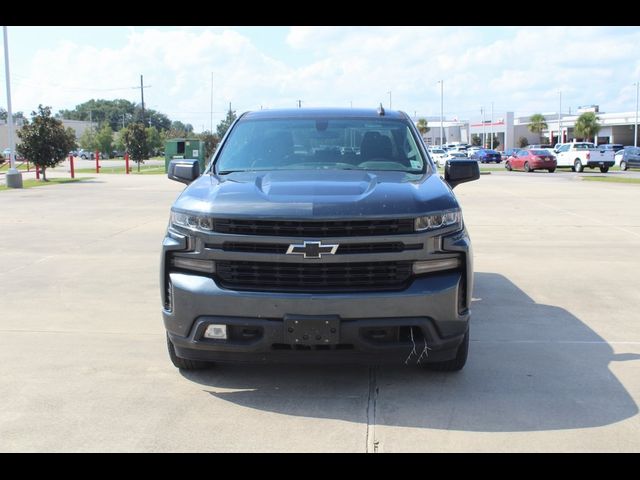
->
[242,108,408,120]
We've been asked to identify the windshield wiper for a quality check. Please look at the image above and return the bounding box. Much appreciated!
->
[216,170,245,175]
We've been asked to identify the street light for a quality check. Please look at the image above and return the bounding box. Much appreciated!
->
[634,81,639,147]
[3,26,22,188]
[558,91,562,145]
[437,80,443,147]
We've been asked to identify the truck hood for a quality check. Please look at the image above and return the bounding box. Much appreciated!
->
[172,169,459,219]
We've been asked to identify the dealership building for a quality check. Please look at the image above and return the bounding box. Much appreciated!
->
[419,105,638,150]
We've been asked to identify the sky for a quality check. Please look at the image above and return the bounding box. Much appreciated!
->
[2,26,640,131]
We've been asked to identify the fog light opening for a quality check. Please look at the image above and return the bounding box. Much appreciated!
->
[204,324,227,340]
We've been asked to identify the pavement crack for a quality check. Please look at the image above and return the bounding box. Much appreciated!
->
[366,365,379,453]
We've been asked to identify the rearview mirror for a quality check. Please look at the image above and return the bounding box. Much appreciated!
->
[168,159,200,184]
[444,159,480,189]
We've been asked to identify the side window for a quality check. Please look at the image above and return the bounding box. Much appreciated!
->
[518,150,528,157]
[559,145,570,153]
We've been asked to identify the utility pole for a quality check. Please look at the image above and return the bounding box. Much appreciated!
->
[122,113,125,130]
[210,72,214,133]
[3,26,22,188]
[438,80,443,147]
[387,91,392,109]
[297,100,302,108]
[140,74,146,127]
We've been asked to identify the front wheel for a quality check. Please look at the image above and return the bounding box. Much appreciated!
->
[548,168,556,173]
[167,333,212,370]
[620,161,628,171]
[424,329,469,372]
[505,162,512,171]
[600,166,609,173]
[524,162,532,172]
[574,159,583,173]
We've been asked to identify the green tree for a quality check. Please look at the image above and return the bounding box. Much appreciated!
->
[528,113,548,144]
[79,127,96,151]
[488,135,500,150]
[416,118,430,136]
[574,112,601,142]
[122,123,149,172]
[216,108,237,139]
[146,126,163,156]
[16,105,76,181]
[58,99,171,132]
[95,124,114,157]
[197,130,220,160]
[471,134,482,146]
[518,136,530,148]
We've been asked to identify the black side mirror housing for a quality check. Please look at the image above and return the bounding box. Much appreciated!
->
[445,159,480,189]
[168,159,200,184]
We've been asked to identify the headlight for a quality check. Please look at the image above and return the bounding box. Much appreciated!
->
[170,211,214,232]
[414,209,462,232]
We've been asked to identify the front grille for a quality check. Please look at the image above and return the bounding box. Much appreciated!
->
[211,218,414,237]
[213,241,422,255]
[216,260,413,292]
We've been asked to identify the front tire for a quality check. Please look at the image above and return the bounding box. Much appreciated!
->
[548,168,556,173]
[574,159,583,173]
[524,162,532,172]
[425,329,469,372]
[505,162,512,171]
[167,333,212,370]
[620,161,628,171]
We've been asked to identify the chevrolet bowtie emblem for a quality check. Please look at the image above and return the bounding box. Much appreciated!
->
[286,241,339,259]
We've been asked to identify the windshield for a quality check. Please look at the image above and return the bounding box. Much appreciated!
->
[215,117,427,174]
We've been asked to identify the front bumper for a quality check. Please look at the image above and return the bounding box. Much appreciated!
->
[163,271,469,365]
[161,225,473,365]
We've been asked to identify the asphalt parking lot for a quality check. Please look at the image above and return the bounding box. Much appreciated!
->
[1,171,639,452]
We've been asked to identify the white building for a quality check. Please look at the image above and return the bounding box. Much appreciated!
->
[1,119,96,150]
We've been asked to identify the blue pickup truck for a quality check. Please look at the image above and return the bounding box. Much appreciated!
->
[161,107,479,371]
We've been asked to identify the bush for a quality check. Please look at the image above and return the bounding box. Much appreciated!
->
[518,136,530,148]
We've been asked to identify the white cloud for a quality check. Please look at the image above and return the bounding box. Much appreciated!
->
[3,26,640,129]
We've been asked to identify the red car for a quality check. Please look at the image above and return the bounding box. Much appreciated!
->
[506,149,556,173]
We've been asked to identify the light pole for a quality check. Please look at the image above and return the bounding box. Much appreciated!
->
[634,81,639,147]
[3,26,22,188]
[490,102,494,149]
[387,91,392,109]
[558,91,562,145]
[438,80,443,147]
[481,107,485,147]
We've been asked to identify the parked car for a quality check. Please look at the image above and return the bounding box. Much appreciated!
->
[162,107,480,371]
[505,149,556,173]
[555,142,614,172]
[598,143,624,154]
[616,146,640,170]
[466,146,481,158]
[472,149,501,163]
[501,148,520,161]
[444,151,468,162]
[2,147,24,161]
[428,148,447,167]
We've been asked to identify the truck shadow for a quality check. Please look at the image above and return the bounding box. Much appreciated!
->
[181,272,639,432]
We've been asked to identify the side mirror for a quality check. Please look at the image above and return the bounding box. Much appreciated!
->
[445,159,480,189]
[168,159,200,184]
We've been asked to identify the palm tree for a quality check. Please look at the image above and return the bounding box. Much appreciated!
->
[574,112,601,142]
[416,118,430,136]
[528,113,548,144]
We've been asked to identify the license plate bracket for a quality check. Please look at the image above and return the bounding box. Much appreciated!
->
[284,315,340,345]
